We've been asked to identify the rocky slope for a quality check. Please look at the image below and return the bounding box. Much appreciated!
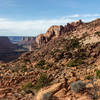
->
[1,19,100,99]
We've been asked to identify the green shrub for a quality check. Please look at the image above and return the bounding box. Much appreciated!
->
[96,70,100,79]
[22,73,51,92]
[22,65,27,72]
[67,59,84,67]
[22,82,34,94]
[33,73,51,91]
[35,60,45,69]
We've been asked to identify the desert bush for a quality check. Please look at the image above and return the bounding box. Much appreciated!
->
[71,80,86,93]
[35,59,45,69]
[22,65,27,72]
[96,70,100,79]
[22,82,34,94]
[33,73,51,91]
[67,58,84,67]
[35,60,52,70]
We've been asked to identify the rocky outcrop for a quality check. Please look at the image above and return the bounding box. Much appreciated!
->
[35,25,64,46]
[35,34,46,45]
[35,20,84,46]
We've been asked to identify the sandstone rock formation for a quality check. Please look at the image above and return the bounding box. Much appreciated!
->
[35,25,64,46]
[35,20,84,47]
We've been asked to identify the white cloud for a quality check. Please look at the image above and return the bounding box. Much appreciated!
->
[0,14,100,36]
[66,14,100,18]
[0,18,73,36]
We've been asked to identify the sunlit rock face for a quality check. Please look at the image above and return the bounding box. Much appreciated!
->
[35,25,64,46]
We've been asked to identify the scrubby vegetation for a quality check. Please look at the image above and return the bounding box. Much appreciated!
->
[22,65,27,72]
[21,73,51,93]
[35,59,45,69]
[67,58,84,67]
[22,82,34,94]
[35,59,52,70]
[33,73,51,91]
[96,69,100,79]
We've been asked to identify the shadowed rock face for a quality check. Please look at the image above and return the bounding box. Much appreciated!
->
[0,37,15,52]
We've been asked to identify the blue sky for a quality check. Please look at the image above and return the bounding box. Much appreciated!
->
[0,0,100,36]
